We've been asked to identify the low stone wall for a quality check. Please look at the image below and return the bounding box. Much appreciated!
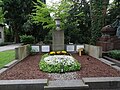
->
[0,78,120,90]
[15,45,30,60]
[84,44,102,58]
[82,77,120,90]
[0,79,48,90]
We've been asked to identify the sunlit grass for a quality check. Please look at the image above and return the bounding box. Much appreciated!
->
[0,50,15,69]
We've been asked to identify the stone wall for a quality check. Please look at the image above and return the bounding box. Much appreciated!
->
[15,45,30,60]
[84,44,102,58]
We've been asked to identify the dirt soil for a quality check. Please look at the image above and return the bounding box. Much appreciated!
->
[0,53,120,80]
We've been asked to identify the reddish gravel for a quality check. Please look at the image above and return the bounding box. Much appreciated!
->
[0,54,50,80]
[72,54,120,78]
[0,53,120,80]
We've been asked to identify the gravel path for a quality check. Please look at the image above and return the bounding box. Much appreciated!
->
[0,53,120,80]
[48,72,78,80]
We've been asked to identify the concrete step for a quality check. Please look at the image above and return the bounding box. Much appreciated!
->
[44,79,89,90]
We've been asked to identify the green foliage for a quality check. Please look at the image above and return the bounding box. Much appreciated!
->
[90,0,109,45]
[0,0,4,24]
[108,50,120,60]
[2,0,36,43]
[106,0,120,25]
[20,35,35,44]
[39,54,80,73]
[32,0,72,30]
[64,0,91,44]
[32,0,54,29]
[0,50,15,69]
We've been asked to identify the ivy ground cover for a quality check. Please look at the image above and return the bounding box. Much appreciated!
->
[39,51,81,73]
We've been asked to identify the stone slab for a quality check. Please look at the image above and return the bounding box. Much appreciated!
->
[4,60,18,68]
[82,77,120,89]
[0,79,48,90]
[45,79,88,90]
[31,46,40,52]
[98,58,115,66]
[0,79,48,85]
[82,77,120,83]
[84,44,102,58]
[52,30,64,51]
[112,66,120,71]
[103,56,120,67]
[0,68,8,74]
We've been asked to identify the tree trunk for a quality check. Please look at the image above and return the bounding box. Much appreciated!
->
[13,25,19,43]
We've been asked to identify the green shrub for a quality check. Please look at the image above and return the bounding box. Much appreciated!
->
[108,50,120,60]
[20,35,35,44]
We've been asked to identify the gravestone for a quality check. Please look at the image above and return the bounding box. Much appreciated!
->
[52,30,64,51]
[0,24,4,43]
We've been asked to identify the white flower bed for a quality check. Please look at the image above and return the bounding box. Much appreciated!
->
[39,54,80,73]
[44,55,76,66]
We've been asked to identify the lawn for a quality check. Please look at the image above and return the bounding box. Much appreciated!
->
[0,50,15,69]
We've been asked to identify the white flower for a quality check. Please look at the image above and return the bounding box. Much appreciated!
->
[44,55,77,66]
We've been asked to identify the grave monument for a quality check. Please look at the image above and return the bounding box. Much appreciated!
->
[97,15,120,51]
[52,17,64,51]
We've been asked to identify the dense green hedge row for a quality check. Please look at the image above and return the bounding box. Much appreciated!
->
[108,50,120,60]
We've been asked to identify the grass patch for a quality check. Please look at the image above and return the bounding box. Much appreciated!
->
[0,50,15,69]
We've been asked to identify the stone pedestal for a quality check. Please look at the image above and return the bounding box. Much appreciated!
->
[97,25,120,51]
[52,30,64,51]
[97,36,120,51]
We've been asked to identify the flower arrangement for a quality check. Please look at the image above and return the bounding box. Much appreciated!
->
[39,53,81,73]
[49,50,70,55]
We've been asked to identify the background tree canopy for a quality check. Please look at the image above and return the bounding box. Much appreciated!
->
[0,0,119,44]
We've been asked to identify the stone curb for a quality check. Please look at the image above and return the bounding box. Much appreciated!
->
[4,60,18,68]
[97,58,120,71]
[44,79,89,90]
[0,59,20,74]
[103,56,120,67]
[0,79,48,90]
[82,77,120,89]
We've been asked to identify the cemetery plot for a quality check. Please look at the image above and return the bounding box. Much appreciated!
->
[0,54,120,80]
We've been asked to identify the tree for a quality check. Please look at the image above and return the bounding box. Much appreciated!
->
[90,0,109,45]
[31,0,72,43]
[0,0,4,24]
[106,0,120,24]
[64,0,91,44]
[32,0,72,30]
[2,0,37,43]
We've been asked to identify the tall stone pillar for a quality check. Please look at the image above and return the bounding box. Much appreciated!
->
[52,30,64,51]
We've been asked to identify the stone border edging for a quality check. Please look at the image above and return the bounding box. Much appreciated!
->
[44,79,89,90]
[0,59,20,74]
[0,77,119,90]
[0,79,48,90]
[82,77,120,89]
[103,56,120,67]
[97,58,120,71]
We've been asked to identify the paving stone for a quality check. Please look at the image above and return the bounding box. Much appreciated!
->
[45,79,88,90]
[48,72,78,80]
